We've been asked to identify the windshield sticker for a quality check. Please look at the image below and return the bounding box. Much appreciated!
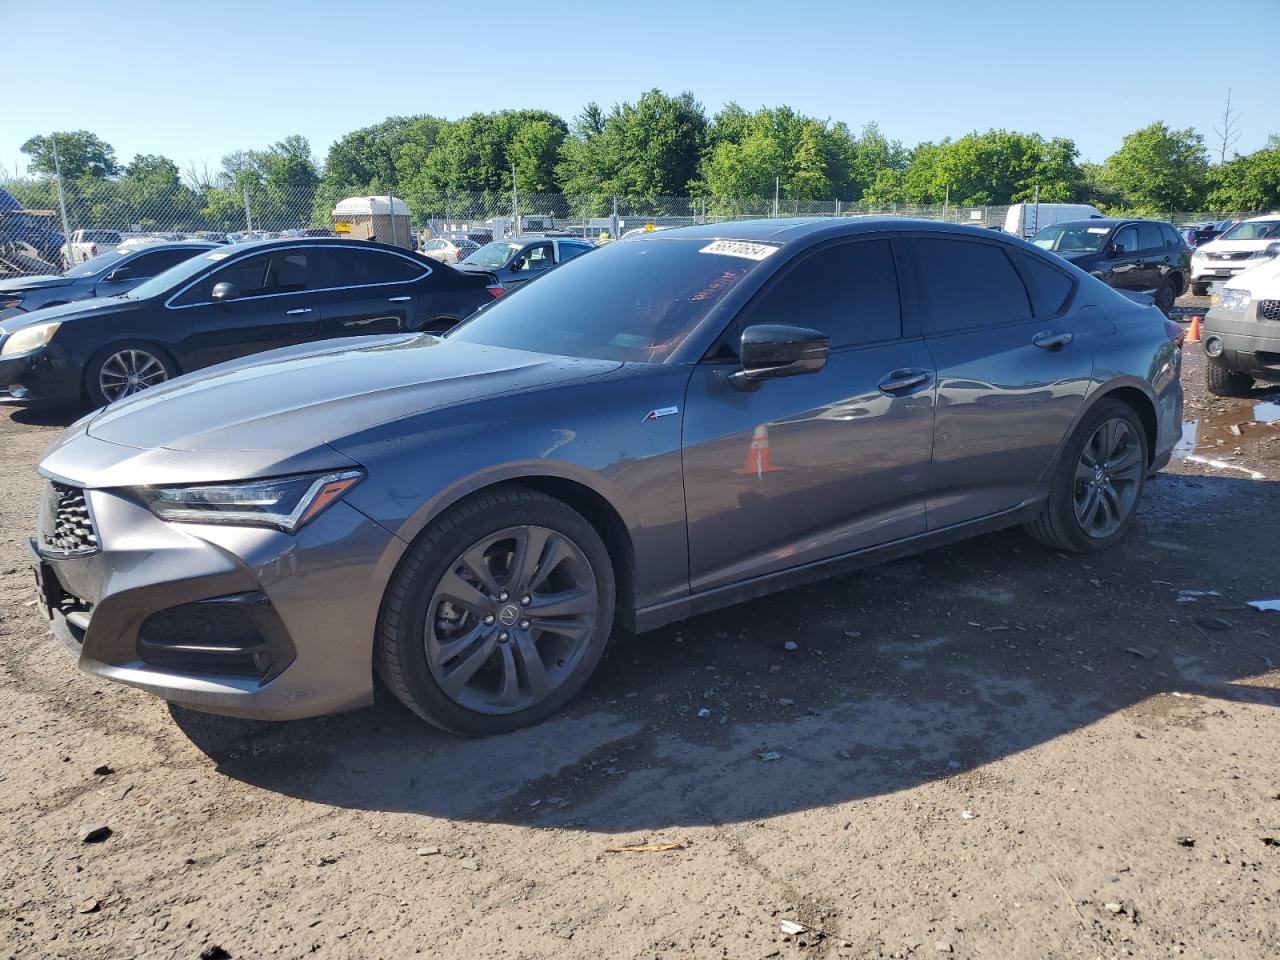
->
[204,252,232,260]
[1086,227,1110,234]
[699,240,779,261]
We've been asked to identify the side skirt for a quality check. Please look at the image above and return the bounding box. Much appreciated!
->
[630,500,1043,634]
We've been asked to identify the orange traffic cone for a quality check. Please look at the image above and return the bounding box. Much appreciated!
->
[739,424,779,477]
[1188,314,1202,343]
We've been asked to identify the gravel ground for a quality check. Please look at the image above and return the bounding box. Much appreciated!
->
[2,302,1278,960]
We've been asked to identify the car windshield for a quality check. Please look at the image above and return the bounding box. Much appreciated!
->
[448,237,772,363]
[123,247,231,299]
[1219,220,1280,241]
[462,242,521,268]
[1031,224,1112,253]
[64,249,129,278]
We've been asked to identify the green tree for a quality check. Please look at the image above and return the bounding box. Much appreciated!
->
[1101,121,1208,212]
[201,136,319,229]
[20,131,119,179]
[557,90,707,201]
[1205,136,1280,211]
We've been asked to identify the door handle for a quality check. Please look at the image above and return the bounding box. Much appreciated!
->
[387,296,411,302]
[878,370,930,394]
[1032,331,1073,350]
[286,307,313,315]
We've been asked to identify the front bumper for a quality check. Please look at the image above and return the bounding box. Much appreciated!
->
[1203,305,1280,383]
[29,486,403,720]
[1191,260,1256,283]
[0,345,82,405]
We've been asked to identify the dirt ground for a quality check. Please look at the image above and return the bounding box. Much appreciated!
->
[2,300,1278,960]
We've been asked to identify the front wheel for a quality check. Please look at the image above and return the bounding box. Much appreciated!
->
[377,486,616,735]
[1025,399,1148,553]
[1154,279,1176,315]
[85,341,177,407]
[1205,356,1254,398]
[1190,281,1210,297]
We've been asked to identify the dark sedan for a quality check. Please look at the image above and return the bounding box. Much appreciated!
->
[1032,218,1190,313]
[0,243,216,322]
[456,236,594,294]
[29,218,1184,734]
[0,238,494,407]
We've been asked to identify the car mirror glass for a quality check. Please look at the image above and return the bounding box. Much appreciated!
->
[211,281,239,302]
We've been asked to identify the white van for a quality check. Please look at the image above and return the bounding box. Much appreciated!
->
[1003,203,1103,239]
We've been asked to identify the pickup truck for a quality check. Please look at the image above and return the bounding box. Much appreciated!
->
[60,229,123,266]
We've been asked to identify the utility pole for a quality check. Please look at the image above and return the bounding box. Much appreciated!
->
[1032,183,1041,238]
[49,135,73,261]
[511,160,518,234]
[773,177,779,218]
[242,184,253,232]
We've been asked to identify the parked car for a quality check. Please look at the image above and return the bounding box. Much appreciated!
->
[1032,218,1189,313]
[0,188,64,270]
[1181,221,1224,248]
[420,234,480,265]
[0,238,494,407]
[27,218,1184,733]
[0,242,215,322]
[1201,254,1280,396]
[60,229,123,267]
[1003,203,1103,239]
[1190,215,1280,295]
[456,236,595,294]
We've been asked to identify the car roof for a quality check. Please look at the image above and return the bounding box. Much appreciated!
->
[228,236,427,257]
[123,241,218,254]
[1242,214,1280,223]
[627,216,1045,247]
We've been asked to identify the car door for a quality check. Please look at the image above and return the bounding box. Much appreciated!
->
[312,246,429,339]
[93,247,204,298]
[908,235,1094,528]
[169,247,321,368]
[681,237,936,593]
[1107,224,1144,291]
[1137,222,1170,290]
[505,241,553,292]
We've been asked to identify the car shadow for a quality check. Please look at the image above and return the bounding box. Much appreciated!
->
[8,404,86,428]
[170,472,1280,830]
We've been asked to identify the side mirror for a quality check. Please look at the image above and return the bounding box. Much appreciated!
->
[1264,242,1280,260]
[1110,244,1126,257]
[211,281,239,302]
[104,267,129,282]
[733,324,830,387]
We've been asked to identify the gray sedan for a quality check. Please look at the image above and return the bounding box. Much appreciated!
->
[29,218,1184,734]
[0,243,215,321]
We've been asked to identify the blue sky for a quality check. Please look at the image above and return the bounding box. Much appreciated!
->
[5,0,1277,177]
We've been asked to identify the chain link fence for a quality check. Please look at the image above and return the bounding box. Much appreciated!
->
[0,175,1247,279]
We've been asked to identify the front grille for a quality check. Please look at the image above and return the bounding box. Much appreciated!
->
[41,483,99,556]
[1259,299,1280,322]
[1211,251,1254,261]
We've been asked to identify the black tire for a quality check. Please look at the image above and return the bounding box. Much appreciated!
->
[1154,279,1176,315]
[1205,355,1254,398]
[84,341,179,408]
[377,486,616,735]
[1190,281,1210,297]
[1025,398,1148,553]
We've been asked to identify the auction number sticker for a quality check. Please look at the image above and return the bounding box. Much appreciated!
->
[699,240,779,261]
[1086,227,1110,234]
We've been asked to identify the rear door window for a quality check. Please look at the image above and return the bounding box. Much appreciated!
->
[1014,252,1075,317]
[124,247,204,279]
[314,247,428,287]
[910,237,1032,334]
[736,238,902,349]
[1137,223,1164,252]
[520,243,554,271]
[1159,224,1182,248]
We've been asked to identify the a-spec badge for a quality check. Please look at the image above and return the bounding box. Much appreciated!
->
[642,406,679,423]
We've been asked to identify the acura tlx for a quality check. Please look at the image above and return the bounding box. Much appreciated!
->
[29,218,1183,734]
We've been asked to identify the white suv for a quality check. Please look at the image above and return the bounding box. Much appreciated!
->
[1189,215,1280,295]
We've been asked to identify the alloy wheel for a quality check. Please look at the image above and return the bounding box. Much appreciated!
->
[424,525,598,715]
[1073,418,1143,538]
[98,349,168,402]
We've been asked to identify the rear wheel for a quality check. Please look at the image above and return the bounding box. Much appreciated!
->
[1190,281,1210,297]
[377,487,615,735]
[1205,356,1254,397]
[1025,399,1148,553]
[85,341,177,407]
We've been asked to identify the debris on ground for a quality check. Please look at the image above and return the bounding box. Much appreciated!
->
[1246,599,1280,612]
[416,846,441,856]
[75,897,100,914]
[777,698,795,707]
[696,708,711,718]
[1195,616,1235,631]
[455,859,480,871]
[1104,901,1124,913]
[961,810,976,820]
[113,783,133,801]
[758,751,782,762]
[1262,837,1279,848]
[199,946,230,960]
[78,824,111,844]
[783,641,798,651]
[844,630,862,639]
[92,764,113,776]
[779,919,807,935]
[1177,836,1196,847]
[935,941,954,953]
[603,841,686,854]
[1125,646,1160,660]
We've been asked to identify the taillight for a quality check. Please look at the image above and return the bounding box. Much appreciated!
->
[485,285,504,298]
[1164,318,1185,346]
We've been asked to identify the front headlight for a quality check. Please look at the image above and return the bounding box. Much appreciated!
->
[136,469,363,533]
[1210,288,1251,313]
[0,320,60,355]
[1191,250,1207,261]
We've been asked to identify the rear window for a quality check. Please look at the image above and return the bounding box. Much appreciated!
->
[449,237,773,362]
[1014,252,1074,316]
[911,237,1031,334]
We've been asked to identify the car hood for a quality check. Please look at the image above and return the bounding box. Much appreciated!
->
[80,334,620,458]
[1056,251,1099,265]
[0,295,135,333]
[1198,237,1278,254]
[1224,257,1280,295]
[0,274,72,294]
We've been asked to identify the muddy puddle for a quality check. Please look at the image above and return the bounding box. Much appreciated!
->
[1174,398,1280,479]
